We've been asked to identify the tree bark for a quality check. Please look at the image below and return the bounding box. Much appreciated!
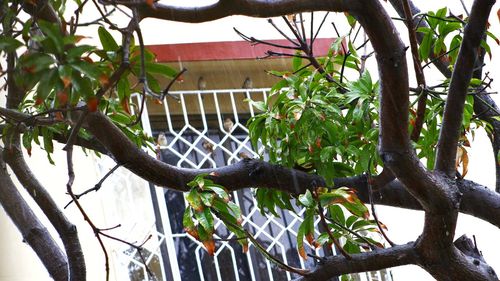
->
[0,152,68,281]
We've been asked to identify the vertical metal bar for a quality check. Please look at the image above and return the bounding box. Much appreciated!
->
[140,94,182,281]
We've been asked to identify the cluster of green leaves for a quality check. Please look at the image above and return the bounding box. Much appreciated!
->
[249,69,379,186]
[94,27,176,148]
[411,7,500,170]
[0,16,178,159]
[183,174,248,255]
[246,29,384,259]
[417,7,499,65]
[296,188,380,258]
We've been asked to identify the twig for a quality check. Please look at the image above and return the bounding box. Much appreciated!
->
[161,68,187,100]
[402,0,427,141]
[267,19,301,47]
[72,9,115,27]
[422,45,459,69]
[323,214,380,251]
[91,0,120,30]
[367,159,395,247]
[66,157,155,280]
[220,212,309,275]
[317,202,352,259]
[299,13,307,44]
[309,12,314,48]
[459,0,470,17]
[234,28,301,50]
[312,12,329,43]
[64,163,122,208]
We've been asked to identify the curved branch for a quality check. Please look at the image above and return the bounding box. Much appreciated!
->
[4,135,87,281]
[83,111,325,195]
[127,0,351,22]
[294,243,417,281]
[435,0,496,176]
[338,175,500,229]
[0,153,68,281]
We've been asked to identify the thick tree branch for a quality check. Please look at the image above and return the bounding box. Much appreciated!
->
[435,0,495,176]
[294,243,417,281]
[2,18,87,277]
[0,152,68,281]
[82,111,326,195]
[339,175,500,229]
[4,134,87,281]
[124,0,351,22]
[7,105,500,230]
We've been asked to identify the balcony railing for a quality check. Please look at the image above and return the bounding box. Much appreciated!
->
[96,88,392,281]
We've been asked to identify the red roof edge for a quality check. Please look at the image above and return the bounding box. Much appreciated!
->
[147,38,341,62]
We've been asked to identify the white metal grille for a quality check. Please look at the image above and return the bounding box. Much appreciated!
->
[98,89,392,281]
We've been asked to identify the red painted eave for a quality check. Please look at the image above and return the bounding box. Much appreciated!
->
[147,38,339,62]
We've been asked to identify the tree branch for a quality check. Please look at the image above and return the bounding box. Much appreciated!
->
[0,152,68,281]
[401,0,427,141]
[294,243,417,281]
[121,0,351,23]
[435,0,496,176]
[4,134,87,281]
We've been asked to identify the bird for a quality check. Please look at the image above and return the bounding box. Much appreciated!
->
[202,140,214,154]
[241,77,253,89]
[197,76,207,90]
[157,133,168,147]
[223,118,234,133]
[238,151,252,159]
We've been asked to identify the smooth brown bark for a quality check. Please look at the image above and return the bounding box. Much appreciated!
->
[4,138,87,281]
[0,153,68,281]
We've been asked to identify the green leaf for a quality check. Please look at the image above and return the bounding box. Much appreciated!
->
[315,233,330,247]
[38,20,64,54]
[227,202,242,221]
[109,112,132,125]
[329,205,345,225]
[251,101,267,112]
[22,131,32,153]
[41,128,54,163]
[37,68,59,100]
[71,60,103,81]
[296,219,307,259]
[186,188,203,211]
[72,76,93,100]
[98,26,119,51]
[183,207,195,230]
[346,215,358,228]
[0,36,23,52]
[292,52,302,71]
[66,45,95,60]
[200,192,215,207]
[343,239,361,254]
[439,22,461,39]
[419,32,432,61]
[117,77,131,101]
[21,53,56,72]
[145,62,177,78]
[345,13,357,28]
[204,183,229,201]
[298,189,315,208]
[194,207,214,235]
